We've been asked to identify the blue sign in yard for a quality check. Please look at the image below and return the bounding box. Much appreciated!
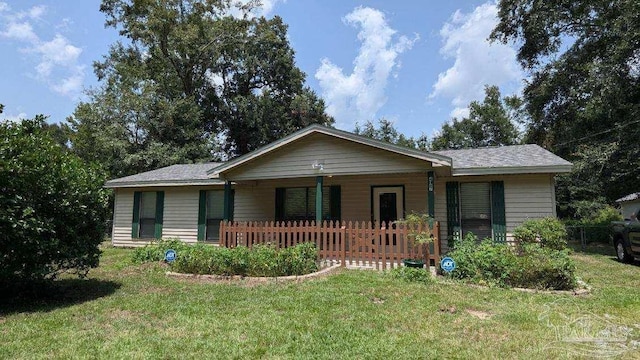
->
[165,249,176,262]
[440,256,456,273]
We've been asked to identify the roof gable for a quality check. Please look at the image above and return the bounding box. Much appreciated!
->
[209,125,452,177]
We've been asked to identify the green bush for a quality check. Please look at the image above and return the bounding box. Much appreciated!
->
[512,217,568,250]
[131,238,190,263]
[570,206,622,243]
[276,242,318,276]
[0,118,108,282]
[447,233,516,287]
[508,244,576,290]
[446,232,576,290]
[167,242,318,277]
[389,267,433,284]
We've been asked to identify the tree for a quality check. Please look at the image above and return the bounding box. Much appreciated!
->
[431,85,521,150]
[0,117,108,283]
[71,0,332,178]
[354,118,429,151]
[491,0,640,217]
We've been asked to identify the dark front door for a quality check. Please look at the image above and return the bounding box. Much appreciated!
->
[379,193,398,225]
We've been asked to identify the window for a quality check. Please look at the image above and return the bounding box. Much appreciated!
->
[197,189,232,242]
[132,191,164,239]
[460,183,492,240]
[276,186,339,222]
[445,181,506,244]
[206,190,224,241]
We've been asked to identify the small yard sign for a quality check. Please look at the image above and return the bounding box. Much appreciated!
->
[440,256,455,273]
[164,249,176,262]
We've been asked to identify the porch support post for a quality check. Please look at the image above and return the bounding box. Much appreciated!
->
[427,171,435,218]
[223,180,231,221]
[315,176,323,224]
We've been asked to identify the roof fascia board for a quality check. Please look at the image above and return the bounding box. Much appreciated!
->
[451,165,573,176]
[104,179,225,188]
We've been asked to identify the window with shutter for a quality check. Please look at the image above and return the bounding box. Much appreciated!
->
[460,182,492,240]
[139,192,157,238]
[206,190,225,241]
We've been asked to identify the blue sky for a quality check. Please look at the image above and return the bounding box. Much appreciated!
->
[0,0,524,138]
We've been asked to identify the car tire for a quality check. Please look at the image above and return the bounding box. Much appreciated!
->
[615,239,634,263]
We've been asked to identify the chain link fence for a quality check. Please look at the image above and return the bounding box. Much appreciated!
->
[566,225,611,250]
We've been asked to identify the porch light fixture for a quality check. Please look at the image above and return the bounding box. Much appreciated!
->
[312,160,324,172]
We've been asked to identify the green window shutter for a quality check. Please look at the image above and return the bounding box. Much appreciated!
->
[132,191,141,238]
[275,188,285,222]
[330,185,341,222]
[229,189,235,221]
[154,191,164,239]
[197,190,207,241]
[491,181,506,243]
[446,182,460,247]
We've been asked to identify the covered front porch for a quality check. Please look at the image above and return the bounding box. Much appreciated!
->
[212,171,442,268]
[219,220,441,270]
[204,125,451,267]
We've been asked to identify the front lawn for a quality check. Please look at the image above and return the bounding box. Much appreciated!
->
[1,242,639,359]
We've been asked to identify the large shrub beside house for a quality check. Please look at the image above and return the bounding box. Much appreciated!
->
[446,218,576,290]
[0,118,108,283]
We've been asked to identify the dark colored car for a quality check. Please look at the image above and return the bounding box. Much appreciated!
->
[611,219,640,263]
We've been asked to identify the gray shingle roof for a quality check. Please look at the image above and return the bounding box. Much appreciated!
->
[432,144,572,175]
[616,193,640,203]
[105,142,572,188]
[105,163,224,188]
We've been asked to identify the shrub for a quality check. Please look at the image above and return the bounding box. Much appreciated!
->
[167,242,318,277]
[446,231,576,290]
[447,233,516,287]
[0,118,108,282]
[276,242,318,276]
[512,217,568,250]
[508,244,576,290]
[390,266,433,284]
[573,206,622,243]
[131,238,190,263]
[171,243,218,274]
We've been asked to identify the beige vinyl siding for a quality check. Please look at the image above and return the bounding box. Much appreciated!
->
[111,186,223,247]
[225,133,432,180]
[233,173,430,222]
[435,174,557,250]
[112,188,135,246]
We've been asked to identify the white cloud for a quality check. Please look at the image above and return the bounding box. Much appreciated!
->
[26,5,45,19]
[1,112,28,123]
[36,34,82,65]
[428,2,523,119]
[0,2,9,12]
[2,21,38,42]
[0,6,85,98]
[315,7,417,128]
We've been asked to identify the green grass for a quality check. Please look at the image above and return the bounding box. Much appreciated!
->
[1,242,639,359]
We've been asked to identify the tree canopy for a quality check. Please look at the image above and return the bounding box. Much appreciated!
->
[71,0,332,178]
[491,0,640,217]
[431,85,521,150]
[354,118,429,151]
